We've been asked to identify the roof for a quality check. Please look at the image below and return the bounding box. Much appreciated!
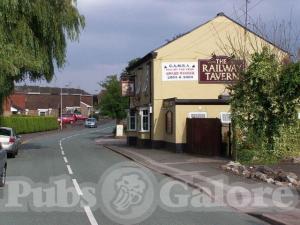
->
[14,85,91,96]
[127,12,289,71]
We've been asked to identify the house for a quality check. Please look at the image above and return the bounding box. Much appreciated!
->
[124,13,288,155]
[3,86,93,117]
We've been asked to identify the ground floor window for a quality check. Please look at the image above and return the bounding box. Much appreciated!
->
[220,112,231,124]
[38,109,49,116]
[188,112,207,118]
[141,109,150,132]
[128,110,136,131]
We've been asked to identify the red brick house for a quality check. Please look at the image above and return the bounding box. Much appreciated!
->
[3,86,93,117]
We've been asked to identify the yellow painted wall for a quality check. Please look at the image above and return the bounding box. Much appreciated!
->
[128,14,287,144]
[175,105,230,143]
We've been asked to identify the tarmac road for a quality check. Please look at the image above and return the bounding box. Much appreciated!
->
[0,121,268,225]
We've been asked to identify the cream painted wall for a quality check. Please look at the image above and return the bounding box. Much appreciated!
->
[128,14,287,144]
[175,105,230,143]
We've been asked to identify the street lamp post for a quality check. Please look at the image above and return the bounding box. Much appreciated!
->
[60,87,63,130]
[60,83,71,130]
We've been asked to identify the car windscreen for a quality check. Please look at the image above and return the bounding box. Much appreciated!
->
[87,119,96,122]
[0,128,11,136]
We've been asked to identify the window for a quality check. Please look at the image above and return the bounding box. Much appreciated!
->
[38,109,48,116]
[39,112,46,117]
[166,111,173,134]
[220,112,231,124]
[128,110,136,131]
[135,73,141,95]
[140,108,150,132]
[142,109,149,131]
[188,112,207,118]
[143,64,150,94]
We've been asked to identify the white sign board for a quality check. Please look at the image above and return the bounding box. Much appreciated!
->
[116,125,124,137]
[162,62,198,81]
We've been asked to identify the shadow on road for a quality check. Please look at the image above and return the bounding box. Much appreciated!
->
[20,143,44,151]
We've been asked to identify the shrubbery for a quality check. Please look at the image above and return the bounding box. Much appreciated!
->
[0,116,58,134]
[236,121,300,164]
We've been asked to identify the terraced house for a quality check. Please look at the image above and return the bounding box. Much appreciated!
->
[124,13,288,156]
[3,86,93,117]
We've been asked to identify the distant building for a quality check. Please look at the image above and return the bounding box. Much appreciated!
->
[3,86,93,117]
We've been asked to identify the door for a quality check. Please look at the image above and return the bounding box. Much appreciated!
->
[186,118,222,156]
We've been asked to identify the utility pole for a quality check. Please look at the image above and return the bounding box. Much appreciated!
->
[233,0,250,161]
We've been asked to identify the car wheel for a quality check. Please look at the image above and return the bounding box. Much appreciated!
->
[0,166,6,187]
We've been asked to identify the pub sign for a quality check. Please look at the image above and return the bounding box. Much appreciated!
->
[199,56,244,83]
[121,80,135,97]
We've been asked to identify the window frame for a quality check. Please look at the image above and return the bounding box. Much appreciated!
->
[139,107,150,132]
[38,109,49,117]
[220,112,232,124]
[187,112,207,119]
[127,110,137,131]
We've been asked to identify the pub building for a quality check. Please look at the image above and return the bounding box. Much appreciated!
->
[122,13,288,156]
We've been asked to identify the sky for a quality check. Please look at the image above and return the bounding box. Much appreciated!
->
[22,0,300,94]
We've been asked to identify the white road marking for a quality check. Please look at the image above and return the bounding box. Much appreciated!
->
[66,165,73,175]
[63,157,68,164]
[58,125,114,225]
[72,179,83,196]
[84,206,99,225]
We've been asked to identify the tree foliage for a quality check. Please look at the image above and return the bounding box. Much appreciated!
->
[0,0,85,113]
[230,47,300,159]
[97,75,128,121]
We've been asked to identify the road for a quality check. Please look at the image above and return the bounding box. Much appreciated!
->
[0,121,268,225]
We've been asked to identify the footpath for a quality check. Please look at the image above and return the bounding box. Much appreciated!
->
[95,137,300,225]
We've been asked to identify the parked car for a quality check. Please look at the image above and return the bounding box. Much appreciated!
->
[73,112,88,121]
[85,118,97,128]
[0,127,21,158]
[0,143,7,187]
[57,114,76,124]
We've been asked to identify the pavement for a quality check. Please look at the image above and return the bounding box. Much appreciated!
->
[0,121,270,225]
[101,139,300,225]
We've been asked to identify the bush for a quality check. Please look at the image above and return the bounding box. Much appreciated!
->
[0,116,58,134]
[236,121,300,164]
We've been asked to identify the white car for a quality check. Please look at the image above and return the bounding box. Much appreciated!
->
[0,127,21,158]
[0,143,7,187]
[85,118,97,128]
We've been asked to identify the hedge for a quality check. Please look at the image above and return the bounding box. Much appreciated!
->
[0,116,58,134]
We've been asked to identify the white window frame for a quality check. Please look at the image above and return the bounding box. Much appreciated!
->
[187,112,207,119]
[139,107,150,132]
[127,110,137,131]
[38,109,49,116]
[220,112,231,124]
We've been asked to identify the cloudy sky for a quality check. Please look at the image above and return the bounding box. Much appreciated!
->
[23,0,300,94]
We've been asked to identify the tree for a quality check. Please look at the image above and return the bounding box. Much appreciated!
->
[0,0,85,114]
[97,75,128,122]
[229,47,300,160]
